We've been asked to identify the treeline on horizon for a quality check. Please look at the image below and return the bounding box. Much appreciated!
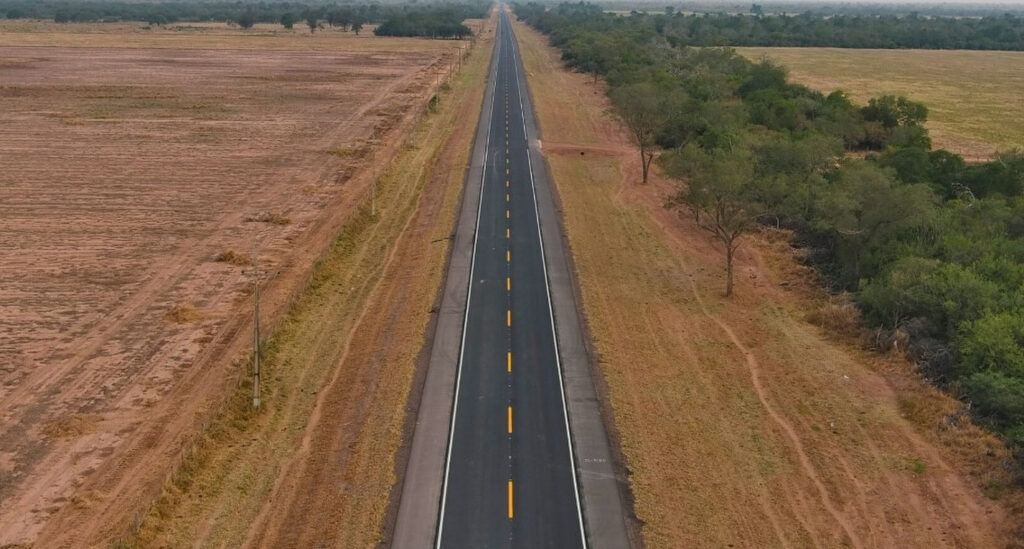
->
[0,0,487,38]
[605,1,1024,19]
[515,2,1024,461]
[644,7,1024,50]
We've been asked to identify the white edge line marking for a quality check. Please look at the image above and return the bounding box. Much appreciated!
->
[434,18,500,549]
[510,15,589,548]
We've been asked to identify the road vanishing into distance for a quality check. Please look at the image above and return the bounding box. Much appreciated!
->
[436,10,585,548]
[393,7,630,548]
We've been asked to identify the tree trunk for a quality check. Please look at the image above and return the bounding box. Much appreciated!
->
[640,147,649,183]
[640,149,653,184]
[725,240,735,297]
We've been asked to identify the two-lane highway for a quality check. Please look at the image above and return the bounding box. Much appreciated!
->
[435,10,586,548]
[393,7,630,547]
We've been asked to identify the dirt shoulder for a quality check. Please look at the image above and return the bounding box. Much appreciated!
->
[124,15,495,549]
[515,18,1023,549]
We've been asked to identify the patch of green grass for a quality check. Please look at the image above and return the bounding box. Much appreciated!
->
[983,479,1006,500]
[328,146,357,157]
[907,458,927,476]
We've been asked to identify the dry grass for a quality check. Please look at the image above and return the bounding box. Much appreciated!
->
[127,16,494,548]
[515,18,1021,548]
[162,304,202,324]
[0,18,469,53]
[243,211,292,226]
[213,249,252,266]
[737,47,1024,160]
[805,293,863,338]
[41,415,98,439]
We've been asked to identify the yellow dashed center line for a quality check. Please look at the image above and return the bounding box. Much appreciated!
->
[508,406,513,433]
[506,250,511,263]
[507,309,512,327]
[506,209,510,219]
[506,193,510,202]
[508,480,514,519]
[506,228,510,239]
[506,276,511,291]
[507,351,512,372]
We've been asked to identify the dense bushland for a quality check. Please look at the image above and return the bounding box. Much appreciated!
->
[617,1,1024,18]
[660,11,1024,50]
[374,5,474,38]
[516,2,1024,456]
[0,0,487,38]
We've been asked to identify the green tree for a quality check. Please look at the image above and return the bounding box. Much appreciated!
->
[861,95,928,129]
[666,145,765,296]
[877,146,931,183]
[959,312,1024,377]
[814,161,937,285]
[235,10,255,30]
[859,257,1000,334]
[964,372,1024,444]
[280,12,296,29]
[926,149,966,198]
[754,133,842,218]
[609,83,665,184]
[964,149,1024,198]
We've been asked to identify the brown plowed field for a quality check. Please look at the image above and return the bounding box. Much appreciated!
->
[0,25,463,548]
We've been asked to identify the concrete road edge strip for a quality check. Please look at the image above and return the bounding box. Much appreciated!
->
[391,26,501,549]
[508,17,634,549]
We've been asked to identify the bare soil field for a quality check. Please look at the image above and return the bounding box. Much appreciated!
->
[737,47,1024,160]
[0,19,457,52]
[129,13,495,547]
[0,24,466,548]
[515,19,1024,549]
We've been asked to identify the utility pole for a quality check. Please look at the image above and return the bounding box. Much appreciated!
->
[434,71,441,110]
[243,244,270,409]
[371,142,378,216]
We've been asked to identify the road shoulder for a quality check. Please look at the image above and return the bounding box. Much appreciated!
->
[509,14,634,549]
[390,14,500,549]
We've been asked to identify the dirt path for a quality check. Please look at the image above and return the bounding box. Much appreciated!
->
[516,18,1021,549]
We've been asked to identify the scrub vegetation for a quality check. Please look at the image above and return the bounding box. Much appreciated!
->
[515,0,1024,470]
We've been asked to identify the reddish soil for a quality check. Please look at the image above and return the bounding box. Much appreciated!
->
[0,38,459,547]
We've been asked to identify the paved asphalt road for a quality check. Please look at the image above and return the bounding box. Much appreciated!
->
[435,10,586,548]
